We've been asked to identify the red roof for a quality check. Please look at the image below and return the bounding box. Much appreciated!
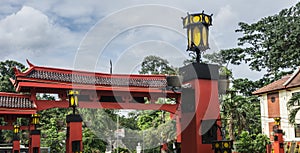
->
[253,68,300,95]
[13,60,169,92]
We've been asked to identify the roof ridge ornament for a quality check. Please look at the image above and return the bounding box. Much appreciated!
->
[26,59,34,67]
[13,67,21,76]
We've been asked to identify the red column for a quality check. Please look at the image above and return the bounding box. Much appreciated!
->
[29,130,41,153]
[273,129,284,153]
[12,136,20,153]
[179,63,221,153]
[66,114,83,153]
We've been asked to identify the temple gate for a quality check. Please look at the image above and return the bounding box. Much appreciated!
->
[0,59,223,153]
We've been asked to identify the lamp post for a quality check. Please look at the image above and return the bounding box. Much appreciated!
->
[272,117,284,153]
[13,125,20,153]
[29,113,41,153]
[66,90,83,153]
[182,11,212,63]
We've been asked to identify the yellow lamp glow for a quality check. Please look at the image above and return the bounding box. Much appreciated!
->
[274,117,281,125]
[31,114,40,125]
[13,125,20,134]
[68,90,79,107]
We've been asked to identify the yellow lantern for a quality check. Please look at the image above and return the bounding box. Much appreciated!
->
[31,114,40,125]
[274,117,281,125]
[13,125,20,134]
[182,11,212,62]
[68,90,79,107]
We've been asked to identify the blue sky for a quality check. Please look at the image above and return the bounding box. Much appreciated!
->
[0,0,298,80]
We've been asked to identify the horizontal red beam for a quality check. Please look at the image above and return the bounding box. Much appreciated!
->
[35,100,179,114]
[0,125,30,130]
[78,102,179,114]
[17,82,178,94]
[0,109,36,115]
[0,92,30,98]
[35,100,69,111]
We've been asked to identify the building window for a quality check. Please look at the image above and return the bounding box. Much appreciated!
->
[292,92,300,106]
[271,97,276,103]
[295,124,300,137]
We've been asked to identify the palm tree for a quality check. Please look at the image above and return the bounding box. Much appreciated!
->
[221,90,260,140]
[221,91,246,140]
[287,93,300,124]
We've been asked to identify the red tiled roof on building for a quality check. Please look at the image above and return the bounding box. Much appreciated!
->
[253,67,300,95]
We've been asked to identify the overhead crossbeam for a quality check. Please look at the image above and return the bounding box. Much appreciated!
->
[12,61,181,114]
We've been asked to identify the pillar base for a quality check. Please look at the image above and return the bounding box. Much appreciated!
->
[179,63,221,153]
[29,130,41,153]
[273,129,284,153]
[12,137,20,153]
[66,114,83,153]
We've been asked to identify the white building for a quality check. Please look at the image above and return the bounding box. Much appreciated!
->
[253,68,300,142]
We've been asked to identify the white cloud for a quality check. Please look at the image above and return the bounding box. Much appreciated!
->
[0,0,298,80]
[111,40,188,74]
[0,6,81,67]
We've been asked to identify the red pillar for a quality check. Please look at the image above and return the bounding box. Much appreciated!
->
[12,136,20,153]
[66,114,83,153]
[179,63,221,153]
[29,130,41,153]
[273,129,284,153]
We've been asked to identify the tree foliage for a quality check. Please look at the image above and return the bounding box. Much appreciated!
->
[39,108,68,152]
[83,128,107,153]
[0,60,26,92]
[235,131,270,153]
[219,2,300,77]
[221,91,261,140]
[287,93,300,124]
[139,55,176,75]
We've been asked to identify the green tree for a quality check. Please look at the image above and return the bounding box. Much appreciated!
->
[137,110,166,130]
[219,2,300,77]
[82,128,107,153]
[235,131,270,153]
[221,90,261,140]
[0,60,26,92]
[39,108,68,152]
[139,55,177,75]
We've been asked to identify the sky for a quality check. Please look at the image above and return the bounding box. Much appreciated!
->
[0,0,298,80]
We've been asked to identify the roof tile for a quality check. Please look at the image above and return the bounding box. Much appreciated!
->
[253,67,300,95]
[0,94,34,109]
[252,75,290,95]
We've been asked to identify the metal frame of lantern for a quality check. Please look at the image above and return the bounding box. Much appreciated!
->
[13,125,20,135]
[182,11,212,63]
[31,114,40,126]
[68,90,79,114]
